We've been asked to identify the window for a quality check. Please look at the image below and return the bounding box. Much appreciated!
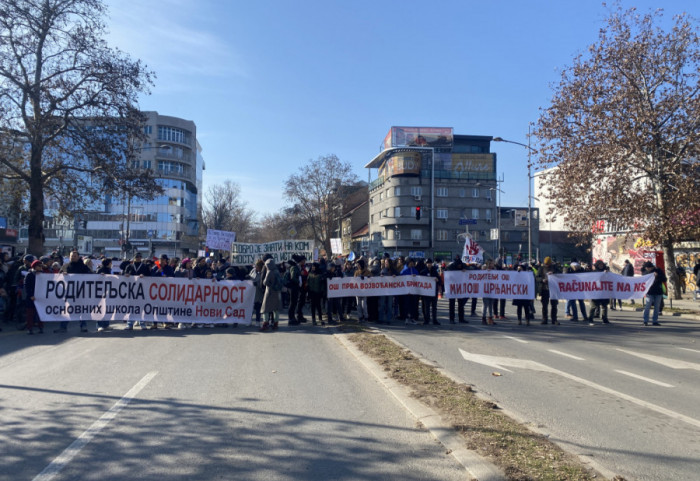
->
[379,192,383,201]
[436,187,448,197]
[394,206,401,218]
[371,214,375,223]
[144,125,152,134]
[472,231,479,241]
[472,188,479,198]
[411,186,422,197]
[158,126,190,145]
[502,231,510,242]
[485,190,492,200]
[386,189,391,198]
[436,229,449,241]
[472,208,479,219]
[436,208,448,219]
[143,160,152,169]
[485,209,492,222]
[394,229,401,240]
[394,186,401,196]
[459,188,466,198]
[385,208,390,218]
[131,160,139,169]
[411,229,422,240]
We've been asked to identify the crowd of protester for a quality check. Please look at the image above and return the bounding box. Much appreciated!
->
[0,248,685,335]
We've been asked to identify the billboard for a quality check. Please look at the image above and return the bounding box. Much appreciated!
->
[379,151,422,177]
[449,153,495,173]
[384,127,453,150]
[514,209,528,227]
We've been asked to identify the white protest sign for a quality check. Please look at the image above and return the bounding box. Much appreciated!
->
[206,229,237,250]
[444,270,535,300]
[230,239,314,266]
[326,276,436,298]
[34,274,255,324]
[548,272,655,300]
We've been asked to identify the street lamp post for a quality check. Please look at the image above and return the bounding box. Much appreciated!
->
[493,132,537,264]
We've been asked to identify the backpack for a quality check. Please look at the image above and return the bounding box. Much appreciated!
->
[272,271,284,291]
[284,266,299,288]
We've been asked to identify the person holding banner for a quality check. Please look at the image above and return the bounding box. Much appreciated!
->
[513,264,534,326]
[565,262,588,322]
[377,257,395,324]
[642,261,667,326]
[481,260,497,326]
[400,258,420,325]
[354,259,372,323]
[420,259,441,325]
[54,250,91,333]
[446,256,468,324]
[123,252,153,331]
[325,262,344,324]
[586,260,611,325]
[261,258,283,331]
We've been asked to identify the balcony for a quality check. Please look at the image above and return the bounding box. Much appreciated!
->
[381,239,430,249]
[376,216,428,227]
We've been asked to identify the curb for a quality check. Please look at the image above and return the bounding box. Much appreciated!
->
[334,331,506,481]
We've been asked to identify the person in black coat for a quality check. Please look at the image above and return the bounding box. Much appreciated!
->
[54,251,91,333]
[24,260,44,334]
[642,261,667,326]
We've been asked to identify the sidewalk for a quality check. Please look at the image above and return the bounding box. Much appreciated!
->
[627,291,700,320]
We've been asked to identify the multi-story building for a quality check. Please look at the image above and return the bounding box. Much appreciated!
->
[365,126,539,263]
[17,111,203,258]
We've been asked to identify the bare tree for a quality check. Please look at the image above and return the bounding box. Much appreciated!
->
[533,5,700,298]
[0,0,156,254]
[284,154,359,255]
[249,209,308,244]
[202,180,256,242]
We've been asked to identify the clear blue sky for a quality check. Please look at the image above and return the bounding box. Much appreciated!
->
[106,0,698,218]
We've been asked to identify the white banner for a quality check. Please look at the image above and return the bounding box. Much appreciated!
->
[34,274,255,324]
[326,276,436,298]
[461,235,484,265]
[230,239,314,266]
[548,272,655,300]
[206,229,237,250]
[444,270,535,300]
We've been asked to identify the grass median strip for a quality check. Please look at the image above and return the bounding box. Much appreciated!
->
[347,329,615,481]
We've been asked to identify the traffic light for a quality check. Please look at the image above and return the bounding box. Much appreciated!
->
[415,206,421,220]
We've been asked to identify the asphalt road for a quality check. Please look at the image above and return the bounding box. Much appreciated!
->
[0,325,468,481]
[380,299,700,481]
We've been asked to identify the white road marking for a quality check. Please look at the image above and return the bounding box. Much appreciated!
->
[614,370,674,388]
[677,347,700,354]
[503,336,529,344]
[547,349,585,361]
[459,349,700,428]
[33,371,158,481]
[616,348,700,371]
